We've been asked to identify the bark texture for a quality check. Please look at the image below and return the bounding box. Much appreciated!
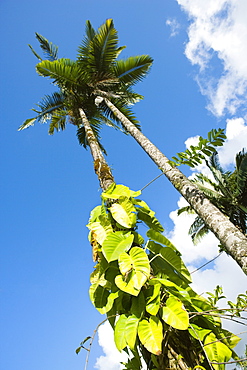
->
[104,98,247,274]
[79,108,114,192]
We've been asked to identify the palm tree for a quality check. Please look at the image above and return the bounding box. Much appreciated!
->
[20,20,247,272]
[178,150,247,245]
[19,21,152,191]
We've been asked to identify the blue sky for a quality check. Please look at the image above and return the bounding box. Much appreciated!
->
[1,1,247,369]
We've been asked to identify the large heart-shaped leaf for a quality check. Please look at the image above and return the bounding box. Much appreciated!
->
[115,247,150,295]
[114,314,128,351]
[102,232,133,262]
[89,284,118,314]
[138,316,163,355]
[162,296,189,330]
[87,221,112,245]
[204,332,232,369]
[115,271,148,296]
[125,315,139,350]
[110,198,136,228]
[102,184,141,200]
[147,241,191,283]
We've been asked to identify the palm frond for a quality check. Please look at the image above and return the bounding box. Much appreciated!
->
[113,55,153,85]
[34,33,58,61]
[76,121,107,154]
[100,99,141,131]
[208,151,223,173]
[78,19,121,80]
[177,205,195,216]
[193,173,221,191]
[235,149,247,198]
[192,181,223,200]
[28,44,42,61]
[189,216,205,237]
[36,59,80,89]
[48,109,67,134]
[191,224,210,245]
[19,92,65,130]
[18,118,37,131]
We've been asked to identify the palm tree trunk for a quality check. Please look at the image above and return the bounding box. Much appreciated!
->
[103,98,247,274]
[79,108,114,192]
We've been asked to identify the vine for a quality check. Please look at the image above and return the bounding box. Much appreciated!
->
[77,184,245,369]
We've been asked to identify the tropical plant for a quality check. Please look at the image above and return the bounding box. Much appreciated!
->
[19,20,153,189]
[21,20,247,269]
[77,183,245,370]
[177,149,247,245]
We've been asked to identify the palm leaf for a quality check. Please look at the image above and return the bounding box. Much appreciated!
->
[191,224,209,245]
[19,92,65,130]
[114,55,153,85]
[34,33,58,61]
[48,109,67,134]
[101,99,141,131]
[177,205,195,216]
[235,149,247,198]
[189,216,205,237]
[36,59,80,89]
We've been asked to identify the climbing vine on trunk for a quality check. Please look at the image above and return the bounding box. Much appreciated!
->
[83,183,243,370]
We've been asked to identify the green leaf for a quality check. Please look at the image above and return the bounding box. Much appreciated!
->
[102,232,134,262]
[218,329,241,350]
[162,296,189,330]
[114,314,128,351]
[87,221,113,245]
[115,247,150,296]
[204,332,232,369]
[138,316,163,355]
[88,205,102,222]
[137,209,164,232]
[131,292,145,318]
[147,241,192,283]
[18,118,36,131]
[146,229,179,253]
[125,315,139,350]
[89,284,118,314]
[145,283,161,315]
[102,184,141,199]
[110,202,136,228]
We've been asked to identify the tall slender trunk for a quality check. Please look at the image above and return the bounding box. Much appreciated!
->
[103,98,247,274]
[79,108,114,192]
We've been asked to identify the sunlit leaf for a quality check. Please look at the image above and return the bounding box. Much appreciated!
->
[138,316,163,355]
[147,241,191,283]
[147,229,179,253]
[102,232,134,262]
[146,283,161,316]
[87,221,112,245]
[125,315,139,350]
[162,296,189,330]
[114,314,128,351]
[110,201,136,228]
[204,332,232,369]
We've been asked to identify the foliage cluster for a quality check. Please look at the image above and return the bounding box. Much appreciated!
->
[172,129,247,245]
[79,183,244,370]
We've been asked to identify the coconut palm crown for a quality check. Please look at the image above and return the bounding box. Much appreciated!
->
[19,19,153,155]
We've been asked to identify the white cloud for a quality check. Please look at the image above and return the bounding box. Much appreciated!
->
[218,117,247,167]
[94,321,127,370]
[176,0,247,116]
[166,18,180,37]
